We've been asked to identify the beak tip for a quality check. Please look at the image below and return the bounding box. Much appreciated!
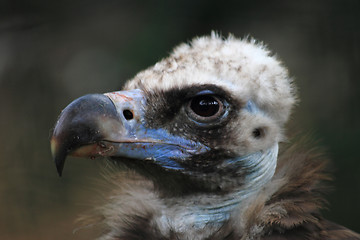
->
[53,154,65,177]
[57,171,63,177]
[55,158,65,177]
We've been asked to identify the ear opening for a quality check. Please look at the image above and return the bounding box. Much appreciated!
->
[252,127,266,139]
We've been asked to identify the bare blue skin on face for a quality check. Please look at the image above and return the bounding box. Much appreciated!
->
[102,90,278,228]
[102,89,210,170]
[51,89,278,231]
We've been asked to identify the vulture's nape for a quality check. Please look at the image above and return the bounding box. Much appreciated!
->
[50,33,360,240]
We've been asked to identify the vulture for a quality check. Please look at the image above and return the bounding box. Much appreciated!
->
[50,33,360,240]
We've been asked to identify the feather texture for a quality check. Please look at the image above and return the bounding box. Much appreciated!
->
[78,138,359,239]
[51,34,359,240]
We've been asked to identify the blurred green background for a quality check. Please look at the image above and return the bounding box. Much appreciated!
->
[0,0,359,239]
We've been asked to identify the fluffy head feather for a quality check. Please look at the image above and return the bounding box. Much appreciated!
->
[125,33,297,127]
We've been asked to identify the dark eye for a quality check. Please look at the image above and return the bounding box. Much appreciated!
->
[186,95,225,123]
[190,95,220,117]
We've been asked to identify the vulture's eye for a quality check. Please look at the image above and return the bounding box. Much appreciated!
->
[190,95,220,117]
[186,94,226,123]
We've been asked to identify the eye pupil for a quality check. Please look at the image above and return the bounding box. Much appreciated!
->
[190,95,220,117]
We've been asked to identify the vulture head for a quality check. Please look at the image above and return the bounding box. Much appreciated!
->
[51,34,358,239]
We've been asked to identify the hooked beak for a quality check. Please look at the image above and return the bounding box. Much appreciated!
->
[50,89,208,176]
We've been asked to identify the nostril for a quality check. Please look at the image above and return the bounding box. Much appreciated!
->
[123,110,134,120]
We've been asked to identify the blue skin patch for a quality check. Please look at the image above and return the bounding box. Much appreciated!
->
[191,144,278,227]
[107,127,209,170]
[106,90,277,227]
[104,89,210,170]
[245,99,261,114]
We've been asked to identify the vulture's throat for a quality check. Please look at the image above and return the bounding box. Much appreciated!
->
[162,144,278,231]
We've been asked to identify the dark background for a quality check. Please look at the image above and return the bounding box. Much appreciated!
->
[0,0,359,239]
